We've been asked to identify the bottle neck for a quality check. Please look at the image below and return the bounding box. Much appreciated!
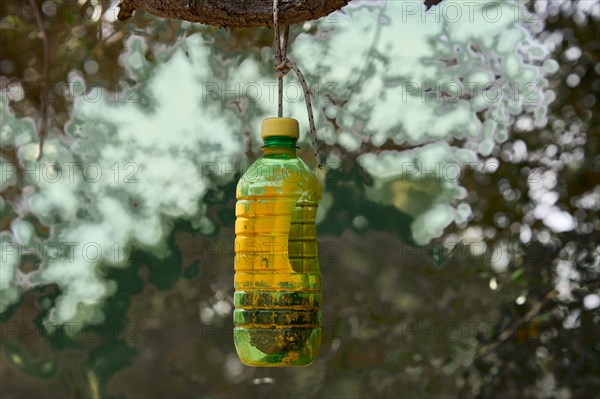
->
[261,136,298,156]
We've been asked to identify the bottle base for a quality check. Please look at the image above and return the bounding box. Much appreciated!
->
[234,327,321,367]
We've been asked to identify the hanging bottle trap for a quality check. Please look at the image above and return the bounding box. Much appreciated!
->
[232,0,323,367]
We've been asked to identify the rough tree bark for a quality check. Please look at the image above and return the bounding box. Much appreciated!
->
[117,0,351,28]
[117,0,445,28]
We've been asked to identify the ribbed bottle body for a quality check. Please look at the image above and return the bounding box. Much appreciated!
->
[234,155,322,367]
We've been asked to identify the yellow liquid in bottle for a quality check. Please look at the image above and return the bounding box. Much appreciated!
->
[234,136,322,367]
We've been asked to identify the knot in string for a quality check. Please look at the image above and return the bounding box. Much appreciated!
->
[274,58,290,78]
[273,1,290,79]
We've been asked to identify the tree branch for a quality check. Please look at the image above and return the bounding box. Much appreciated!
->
[118,0,351,28]
[117,1,448,27]
[477,290,558,358]
[424,0,445,11]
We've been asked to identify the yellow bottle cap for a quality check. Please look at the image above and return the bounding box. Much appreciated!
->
[261,117,299,139]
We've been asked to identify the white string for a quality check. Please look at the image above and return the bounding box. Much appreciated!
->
[273,0,322,169]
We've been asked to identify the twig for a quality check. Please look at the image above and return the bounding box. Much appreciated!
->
[29,0,50,161]
[97,16,103,44]
[477,290,558,358]
[93,15,103,55]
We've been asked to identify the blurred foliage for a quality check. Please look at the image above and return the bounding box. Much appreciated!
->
[460,2,600,397]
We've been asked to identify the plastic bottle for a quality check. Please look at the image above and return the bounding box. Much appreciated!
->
[233,117,322,367]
